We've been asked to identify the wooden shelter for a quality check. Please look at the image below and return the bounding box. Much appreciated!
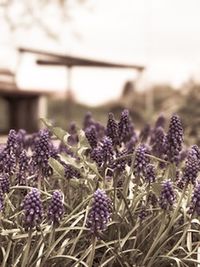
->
[0,47,145,133]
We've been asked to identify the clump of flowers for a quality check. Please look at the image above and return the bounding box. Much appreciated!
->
[48,190,64,225]
[86,189,112,236]
[21,188,43,230]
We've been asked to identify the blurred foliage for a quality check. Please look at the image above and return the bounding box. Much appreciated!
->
[48,83,199,145]
[0,0,88,39]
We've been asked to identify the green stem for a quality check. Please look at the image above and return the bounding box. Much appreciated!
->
[21,230,32,267]
[87,235,97,267]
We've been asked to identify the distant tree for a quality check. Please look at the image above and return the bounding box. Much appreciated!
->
[0,0,88,40]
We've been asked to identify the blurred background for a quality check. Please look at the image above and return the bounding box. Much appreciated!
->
[0,0,199,143]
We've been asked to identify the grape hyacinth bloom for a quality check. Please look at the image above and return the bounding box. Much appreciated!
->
[152,126,167,157]
[22,188,43,230]
[138,204,149,220]
[90,146,104,167]
[144,164,156,184]
[85,125,98,149]
[6,129,18,155]
[106,113,119,146]
[155,114,166,129]
[139,124,151,143]
[63,163,81,179]
[31,129,52,177]
[133,144,150,177]
[188,181,200,216]
[159,180,176,210]
[181,149,199,185]
[118,109,135,144]
[0,174,10,194]
[166,114,183,164]
[48,190,64,225]
[86,189,112,236]
[100,136,114,163]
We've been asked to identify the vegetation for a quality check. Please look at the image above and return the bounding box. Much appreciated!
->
[0,109,200,266]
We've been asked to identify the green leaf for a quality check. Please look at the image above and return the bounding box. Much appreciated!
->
[49,158,65,178]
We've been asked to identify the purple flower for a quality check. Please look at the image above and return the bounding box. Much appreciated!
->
[83,112,94,130]
[152,126,167,157]
[139,124,151,143]
[145,164,156,184]
[188,181,200,216]
[159,180,176,210]
[106,113,119,146]
[48,190,64,225]
[6,129,18,155]
[133,144,150,177]
[181,149,199,185]
[90,147,104,167]
[138,204,149,220]
[31,129,52,176]
[118,109,136,143]
[100,136,114,163]
[85,125,98,149]
[166,114,183,164]
[0,174,10,193]
[22,188,43,230]
[155,114,166,129]
[86,189,112,236]
[62,163,81,179]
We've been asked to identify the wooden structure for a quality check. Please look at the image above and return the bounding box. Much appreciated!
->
[0,69,50,132]
[18,47,145,95]
[0,47,145,132]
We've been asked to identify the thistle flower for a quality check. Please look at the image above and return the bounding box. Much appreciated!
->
[106,113,119,146]
[118,109,135,143]
[133,144,150,177]
[144,164,156,184]
[22,188,43,230]
[166,114,183,164]
[159,180,176,210]
[48,190,64,225]
[85,125,98,149]
[0,174,10,193]
[86,189,112,236]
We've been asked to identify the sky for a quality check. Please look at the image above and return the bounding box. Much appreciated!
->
[0,0,200,105]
